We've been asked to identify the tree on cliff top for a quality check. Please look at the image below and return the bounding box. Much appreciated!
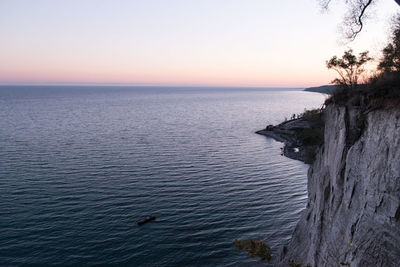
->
[325,17,400,106]
[326,49,372,89]
[319,0,400,40]
[378,15,400,73]
[368,14,400,98]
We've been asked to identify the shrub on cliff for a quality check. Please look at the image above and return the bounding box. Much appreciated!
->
[300,108,325,127]
[299,128,323,146]
[367,15,400,106]
[235,238,271,262]
[297,108,325,163]
[378,15,400,73]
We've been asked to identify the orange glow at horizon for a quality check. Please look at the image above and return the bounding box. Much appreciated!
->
[0,65,334,87]
[0,49,335,87]
[1,0,395,87]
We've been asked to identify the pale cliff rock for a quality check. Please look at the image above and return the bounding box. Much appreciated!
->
[278,104,400,266]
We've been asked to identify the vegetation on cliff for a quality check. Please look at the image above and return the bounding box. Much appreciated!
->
[326,14,400,109]
[256,108,324,164]
[296,109,325,163]
[234,239,271,262]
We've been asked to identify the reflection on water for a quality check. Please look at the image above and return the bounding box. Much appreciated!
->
[0,86,325,266]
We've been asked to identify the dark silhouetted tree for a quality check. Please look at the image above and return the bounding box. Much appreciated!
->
[326,49,372,89]
[368,14,400,97]
[378,15,400,73]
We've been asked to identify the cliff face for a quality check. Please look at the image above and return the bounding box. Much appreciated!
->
[279,104,400,266]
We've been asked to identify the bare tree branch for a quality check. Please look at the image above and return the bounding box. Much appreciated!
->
[345,0,373,40]
[319,0,400,41]
[319,0,333,9]
[356,0,373,36]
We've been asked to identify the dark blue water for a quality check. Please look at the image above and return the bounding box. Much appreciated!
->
[0,86,325,266]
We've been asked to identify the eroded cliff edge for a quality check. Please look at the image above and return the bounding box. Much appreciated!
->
[278,104,400,266]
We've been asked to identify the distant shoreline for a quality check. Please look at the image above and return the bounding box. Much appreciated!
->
[303,85,336,94]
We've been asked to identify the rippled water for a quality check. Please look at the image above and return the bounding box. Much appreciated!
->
[0,86,325,266]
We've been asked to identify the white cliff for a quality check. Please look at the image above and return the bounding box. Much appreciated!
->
[278,104,400,266]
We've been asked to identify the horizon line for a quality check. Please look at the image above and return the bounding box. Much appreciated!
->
[0,82,321,89]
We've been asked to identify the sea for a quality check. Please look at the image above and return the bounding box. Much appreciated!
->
[0,86,325,266]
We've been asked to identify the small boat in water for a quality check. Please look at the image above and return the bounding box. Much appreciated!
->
[137,216,156,226]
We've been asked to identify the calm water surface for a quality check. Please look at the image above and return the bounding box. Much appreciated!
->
[0,86,325,266]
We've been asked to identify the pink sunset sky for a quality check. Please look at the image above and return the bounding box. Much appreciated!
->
[0,0,398,87]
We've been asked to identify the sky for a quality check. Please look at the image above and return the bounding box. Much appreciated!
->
[0,0,398,87]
